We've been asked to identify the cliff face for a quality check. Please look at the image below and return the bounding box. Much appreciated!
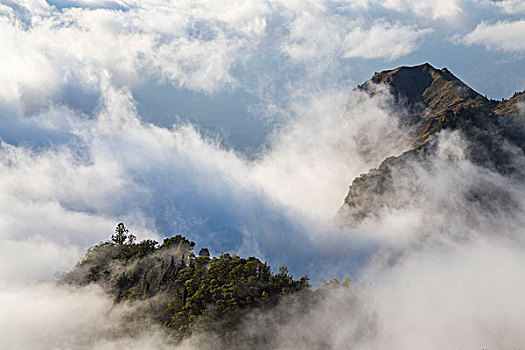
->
[336,64,525,226]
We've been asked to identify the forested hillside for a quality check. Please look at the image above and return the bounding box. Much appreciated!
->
[61,223,333,347]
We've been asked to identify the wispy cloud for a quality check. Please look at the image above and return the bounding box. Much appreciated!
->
[342,22,432,60]
[460,19,525,53]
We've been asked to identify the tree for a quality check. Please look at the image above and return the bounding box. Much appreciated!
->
[127,231,136,244]
[198,248,210,257]
[112,222,129,245]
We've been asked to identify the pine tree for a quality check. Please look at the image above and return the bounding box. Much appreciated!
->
[111,222,128,245]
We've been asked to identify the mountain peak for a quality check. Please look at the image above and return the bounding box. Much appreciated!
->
[337,68,525,227]
[364,63,487,116]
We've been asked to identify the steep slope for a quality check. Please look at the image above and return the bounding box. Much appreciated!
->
[336,64,525,226]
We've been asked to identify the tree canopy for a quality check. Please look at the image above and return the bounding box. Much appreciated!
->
[61,224,312,344]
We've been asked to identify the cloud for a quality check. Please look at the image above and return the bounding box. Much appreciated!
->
[231,128,525,349]
[243,237,525,350]
[4,116,525,348]
[0,1,431,283]
[1,0,525,347]
[343,22,432,60]
[0,282,185,349]
[460,19,525,52]
[493,0,525,15]
[381,0,464,21]
[363,239,525,349]
[0,0,521,117]
[253,85,409,219]
[0,81,403,282]
[281,10,430,62]
[280,10,349,62]
[0,0,270,116]
[0,0,519,285]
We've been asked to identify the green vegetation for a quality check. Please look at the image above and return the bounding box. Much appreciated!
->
[62,223,310,343]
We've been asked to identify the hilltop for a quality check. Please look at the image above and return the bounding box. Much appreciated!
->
[336,63,525,225]
[60,224,352,348]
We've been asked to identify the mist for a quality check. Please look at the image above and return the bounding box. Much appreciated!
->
[1,0,525,349]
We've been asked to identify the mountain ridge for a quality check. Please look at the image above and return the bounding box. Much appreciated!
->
[336,64,525,226]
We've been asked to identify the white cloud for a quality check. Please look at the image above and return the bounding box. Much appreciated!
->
[335,0,467,22]
[493,0,525,15]
[281,11,349,62]
[281,10,430,62]
[0,283,184,349]
[365,239,525,349]
[461,19,525,52]
[0,0,520,284]
[0,0,520,117]
[343,22,432,60]
[254,86,409,219]
[4,97,525,347]
[253,238,525,350]
[0,0,270,115]
[381,0,464,21]
[237,127,525,349]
